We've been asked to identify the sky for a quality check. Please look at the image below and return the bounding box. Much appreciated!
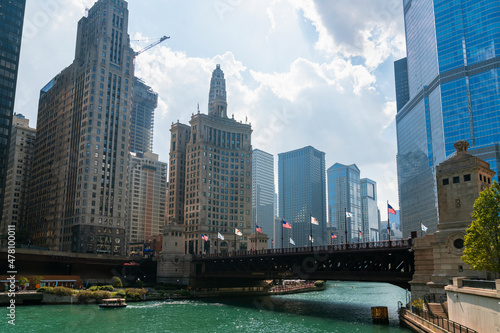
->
[14,0,406,221]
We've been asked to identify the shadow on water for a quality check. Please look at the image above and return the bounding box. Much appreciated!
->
[197,282,408,328]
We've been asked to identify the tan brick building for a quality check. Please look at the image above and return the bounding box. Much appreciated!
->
[28,0,134,254]
[0,114,35,241]
[166,65,253,254]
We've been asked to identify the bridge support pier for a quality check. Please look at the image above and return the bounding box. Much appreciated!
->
[409,141,493,303]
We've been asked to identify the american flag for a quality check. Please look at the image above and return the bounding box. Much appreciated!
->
[283,221,292,229]
[388,204,397,215]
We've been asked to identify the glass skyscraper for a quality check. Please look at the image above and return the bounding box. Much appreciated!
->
[252,149,274,247]
[130,77,158,154]
[396,0,500,236]
[327,163,361,243]
[360,178,380,242]
[278,146,326,247]
[0,0,26,226]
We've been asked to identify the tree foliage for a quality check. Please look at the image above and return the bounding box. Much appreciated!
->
[18,276,29,287]
[112,276,123,288]
[31,276,44,287]
[462,181,500,275]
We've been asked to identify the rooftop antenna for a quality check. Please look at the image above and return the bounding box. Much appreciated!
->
[85,7,89,17]
[197,103,200,113]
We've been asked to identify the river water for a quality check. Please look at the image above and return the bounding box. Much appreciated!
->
[3,281,411,333]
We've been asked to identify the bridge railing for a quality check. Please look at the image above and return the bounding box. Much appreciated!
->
[403,306,478,333]
[193,238,413,259]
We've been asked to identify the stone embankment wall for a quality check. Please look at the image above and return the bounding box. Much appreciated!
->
[445,278,500,333]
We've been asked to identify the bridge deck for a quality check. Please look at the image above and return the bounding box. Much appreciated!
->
[191,239,415,290]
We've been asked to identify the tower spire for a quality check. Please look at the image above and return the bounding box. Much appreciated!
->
[208,64,227,117]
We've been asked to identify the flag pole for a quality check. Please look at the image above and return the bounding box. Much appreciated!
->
[281,219,283,251]
[387,201,391,246]
[344,207,348,244]
[234,228,237,252]
[309,213,313,248]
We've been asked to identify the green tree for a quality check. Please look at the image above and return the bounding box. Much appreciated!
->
[462,181,500,276]
[31,276,44,288]
[18,276,29,289]
[111,276,123,288]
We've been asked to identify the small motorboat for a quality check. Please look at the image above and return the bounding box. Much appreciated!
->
[99,298,127,308]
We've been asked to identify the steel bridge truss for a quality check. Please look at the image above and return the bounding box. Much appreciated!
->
[191,240,414,289]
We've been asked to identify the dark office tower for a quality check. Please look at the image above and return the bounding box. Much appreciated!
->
[252,149,274,247]
[28,0,134,254]
[396,0,500,236]
[278,146,326,247]
[166,65,253,254]
[130,77,157,153]
[0,0,26,227]
[394,57,409,112]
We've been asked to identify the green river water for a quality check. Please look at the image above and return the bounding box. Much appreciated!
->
[2,281,411,333]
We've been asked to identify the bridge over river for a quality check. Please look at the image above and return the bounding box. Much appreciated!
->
[190,239,415,290]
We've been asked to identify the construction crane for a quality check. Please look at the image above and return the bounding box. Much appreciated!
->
[134,36,170,57]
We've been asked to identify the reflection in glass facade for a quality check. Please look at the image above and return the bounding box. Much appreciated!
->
[252,149,275,247]
[278,146,326,247]
[397,0,500,236]
[394,58,410,112]
[327,163,361,244]
[0,0,25,225]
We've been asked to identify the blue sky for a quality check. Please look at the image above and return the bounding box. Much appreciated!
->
[14,0,406,220]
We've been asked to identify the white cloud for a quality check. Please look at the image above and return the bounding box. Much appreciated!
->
[382,101,397,128]
[280,0,406,69]
[15,1,405,221]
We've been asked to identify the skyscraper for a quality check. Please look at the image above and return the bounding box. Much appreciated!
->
[252,149,274,246]
[0,114,35,243]
[360,178,379,242]
[127,152,167,246]
[0,0,26,227]
[130,77,157,154]
[28,0,134,254]
[166,65,253,254]
[278,146,326,247]
[396,0,500,236]
[327,163,361,243]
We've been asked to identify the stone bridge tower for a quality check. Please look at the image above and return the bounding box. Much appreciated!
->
[410,140,495,300]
